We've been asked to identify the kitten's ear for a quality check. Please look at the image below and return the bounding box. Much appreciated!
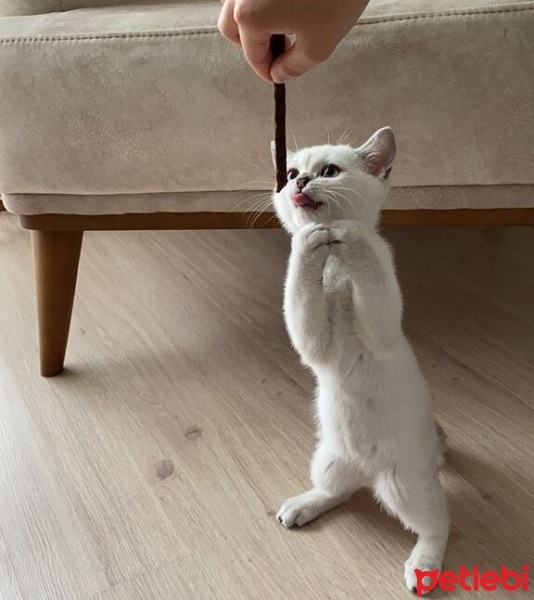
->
[358,127,396,177]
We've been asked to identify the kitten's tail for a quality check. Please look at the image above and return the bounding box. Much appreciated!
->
[436,420,448,468]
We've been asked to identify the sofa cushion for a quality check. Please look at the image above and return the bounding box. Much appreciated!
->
[0,0,533,213]
[0,0,176,17]
[1,0,532,16]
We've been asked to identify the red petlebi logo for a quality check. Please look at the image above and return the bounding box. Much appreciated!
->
[415,565,529,596]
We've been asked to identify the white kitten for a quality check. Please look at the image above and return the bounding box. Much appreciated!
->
[272,128,449,594]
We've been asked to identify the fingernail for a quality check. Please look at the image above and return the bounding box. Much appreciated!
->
[272,71,288,84]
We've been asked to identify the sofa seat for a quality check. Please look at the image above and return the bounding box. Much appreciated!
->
[1,0,533,215]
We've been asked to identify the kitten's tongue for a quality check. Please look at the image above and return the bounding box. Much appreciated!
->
[293,193,320,209]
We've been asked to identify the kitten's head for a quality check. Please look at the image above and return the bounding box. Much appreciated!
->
[272,127,396,233]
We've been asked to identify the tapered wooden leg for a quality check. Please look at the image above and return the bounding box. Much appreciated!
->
[32,230,84,377]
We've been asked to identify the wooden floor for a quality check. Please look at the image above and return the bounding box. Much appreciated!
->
[0,213,533,599]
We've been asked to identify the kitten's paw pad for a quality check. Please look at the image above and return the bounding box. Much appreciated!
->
[276,492,325,528]
[404,559,441,595]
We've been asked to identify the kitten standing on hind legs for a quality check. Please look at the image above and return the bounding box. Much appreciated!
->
[272,127,449,594]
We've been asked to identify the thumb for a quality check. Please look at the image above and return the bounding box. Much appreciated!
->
[270,36,334,83]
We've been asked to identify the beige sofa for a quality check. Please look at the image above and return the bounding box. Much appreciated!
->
[1,0,533,376]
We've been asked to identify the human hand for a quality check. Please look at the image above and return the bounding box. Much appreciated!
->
[218,0,371,83]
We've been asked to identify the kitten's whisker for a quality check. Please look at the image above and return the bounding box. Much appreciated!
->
[290,129,300,152]
[336,115,354,146]
[245,195,274,226]
[235,203,267,220]
[247,206,264,228]
[248,206,276,229]
[230,192,272,213]
[328,193,352,216]
[240,194,271,208]
[322,190,352,220]
[330,185,370,207]
[241,180,275,187]
[258,213,278,229]
[247,194,272,207]
[322,191,347,218]
[247,201,273,219]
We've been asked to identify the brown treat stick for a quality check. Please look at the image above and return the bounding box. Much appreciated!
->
[271,35,287,193]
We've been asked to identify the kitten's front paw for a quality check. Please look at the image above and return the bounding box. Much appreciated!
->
[327,222,374,264]
[291,224,330,269]
[277,490,328,528]
[328,221,365,247]
[293,223,329,252]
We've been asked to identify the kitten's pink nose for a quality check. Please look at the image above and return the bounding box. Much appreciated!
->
[296,177,310,190]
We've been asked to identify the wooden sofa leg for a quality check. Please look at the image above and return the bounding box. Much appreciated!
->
[32,230,84,377]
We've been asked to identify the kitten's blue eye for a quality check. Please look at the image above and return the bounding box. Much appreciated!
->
[319,164,341,178]
[287,168,299,181]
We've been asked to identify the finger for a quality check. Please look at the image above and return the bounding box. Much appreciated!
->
[271,35,335,83]
[218,0,241,46]
[239,25,273,82]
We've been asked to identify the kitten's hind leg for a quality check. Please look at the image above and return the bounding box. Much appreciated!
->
[277,444,365,528]
[374,468,449,595]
